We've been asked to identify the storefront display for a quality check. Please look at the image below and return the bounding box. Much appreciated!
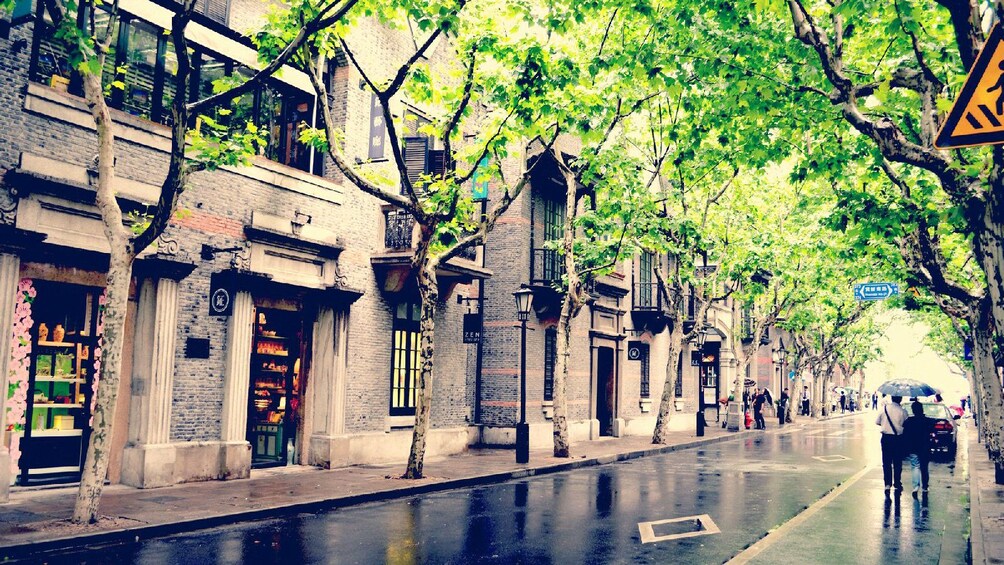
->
[248,308,304,468]
[16,281,100,484]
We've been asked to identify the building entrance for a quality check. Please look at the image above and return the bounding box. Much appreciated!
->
[247,307,306,468]
[595,346,615,436]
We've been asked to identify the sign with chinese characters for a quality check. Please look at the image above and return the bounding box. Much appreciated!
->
[209,272,235,316]
[853,282,899,301]
[368,93,386,160]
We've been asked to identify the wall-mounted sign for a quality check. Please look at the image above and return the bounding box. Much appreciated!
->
[463,312,482,344]
[209,271,235,316]
[627,341,648,361]
[471,156,490,201]
[186,337,211,359]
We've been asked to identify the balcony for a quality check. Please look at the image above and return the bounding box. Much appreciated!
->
[632,282,662,311]
[530,248,564,286]
[372,207,490,293]
[631,281,671,332]
[384,209,415,250]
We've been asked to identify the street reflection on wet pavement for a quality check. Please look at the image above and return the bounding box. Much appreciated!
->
[36,415,968,564]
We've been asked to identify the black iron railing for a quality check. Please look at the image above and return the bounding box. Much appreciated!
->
[678,292,697,320]
[456,245,478,261]
[531,248,564,286]
[632,282,661,311]
[384,209,415,249]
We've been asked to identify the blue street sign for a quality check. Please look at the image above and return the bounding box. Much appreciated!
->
[853,282,900,301]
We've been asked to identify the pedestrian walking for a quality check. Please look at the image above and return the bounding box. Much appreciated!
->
[902,400,933,497]
[801,386,811,416]
[872,392,878,410]
[778,388,789,426]
[753,388,766,430]
[961,396,968,414]
[839,390,847,413]
[877,395,908,494]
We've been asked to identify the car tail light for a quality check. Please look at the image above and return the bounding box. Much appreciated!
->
[934,421,952,431]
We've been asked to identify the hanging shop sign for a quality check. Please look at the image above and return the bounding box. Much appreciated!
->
[463,312,482,344]
[209,271,236,316]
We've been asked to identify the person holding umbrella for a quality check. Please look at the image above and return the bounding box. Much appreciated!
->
[875,379,939,495]
[876,395,908,493]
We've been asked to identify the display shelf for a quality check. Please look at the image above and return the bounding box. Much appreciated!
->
[257,369,287,375]
[27,429,83,437]
[254,351,289,357]
[35,377,86,383]
[31,403,83,409]
[36,340,76,348]
[255,335,289,341]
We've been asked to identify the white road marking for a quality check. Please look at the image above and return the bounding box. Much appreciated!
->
[638,514,721,544]
[725,463,874,564]
[812,454,851,462]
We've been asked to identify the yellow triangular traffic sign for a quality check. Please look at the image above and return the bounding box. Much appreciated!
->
[936,24,1004,149]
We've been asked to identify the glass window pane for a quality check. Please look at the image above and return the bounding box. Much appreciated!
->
[159,39,178,125]
[121,20,158,118]
[198,54,226,102]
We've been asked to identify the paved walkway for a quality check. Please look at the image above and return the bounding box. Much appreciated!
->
[0,412,858,559]
[967,422,1004,565]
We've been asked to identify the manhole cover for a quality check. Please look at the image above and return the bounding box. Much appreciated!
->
[638,514,721,543]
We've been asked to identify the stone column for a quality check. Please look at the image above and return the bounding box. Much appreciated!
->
[120,278,179,488]
[219,290,253,478]
[308,307,350,468]
[0,253,21,501]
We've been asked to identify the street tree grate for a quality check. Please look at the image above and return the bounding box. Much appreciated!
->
[812,454,851,462]
[638,514,721,544]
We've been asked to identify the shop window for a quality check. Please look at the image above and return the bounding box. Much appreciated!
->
[390,302,421,416]
[543,328,556,402]
[28,7,319,174]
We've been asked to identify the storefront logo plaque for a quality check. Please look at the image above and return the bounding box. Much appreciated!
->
[462,312,482,344]
[209,272,235,316]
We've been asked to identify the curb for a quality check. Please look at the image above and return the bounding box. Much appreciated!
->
[0,430,751,559]
[969,426,985,565]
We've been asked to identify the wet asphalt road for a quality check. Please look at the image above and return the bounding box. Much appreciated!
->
[31,414,969,564]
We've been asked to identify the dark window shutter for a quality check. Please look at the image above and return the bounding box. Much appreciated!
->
[427,149,447,178]
[204,0,229,24]
[403,137,428,191]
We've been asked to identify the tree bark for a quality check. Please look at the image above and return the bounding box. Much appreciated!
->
[652,323,683,444]
[553,168,583,458]
[972,300,1004,475]
[404,240,438,479]
[72,72,136,524]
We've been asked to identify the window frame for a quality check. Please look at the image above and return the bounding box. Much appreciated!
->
[389,302,421,416]
[543,328,557,402]
[28,6,319,174]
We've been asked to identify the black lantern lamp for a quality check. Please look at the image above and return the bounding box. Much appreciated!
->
[513,286,534,322]
[512,285,533,463]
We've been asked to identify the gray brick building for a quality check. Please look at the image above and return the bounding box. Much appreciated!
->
[0,0,775,502]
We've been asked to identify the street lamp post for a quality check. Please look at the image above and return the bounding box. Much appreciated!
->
[513,285,534,464]
[772,340,788,423]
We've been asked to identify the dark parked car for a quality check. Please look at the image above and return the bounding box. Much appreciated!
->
[921,402,960,458]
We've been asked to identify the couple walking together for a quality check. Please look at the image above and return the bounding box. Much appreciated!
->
[878,396,933,496]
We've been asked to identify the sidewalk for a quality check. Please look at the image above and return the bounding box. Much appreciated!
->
[0,411,856,559]
[967,421,1004,565]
